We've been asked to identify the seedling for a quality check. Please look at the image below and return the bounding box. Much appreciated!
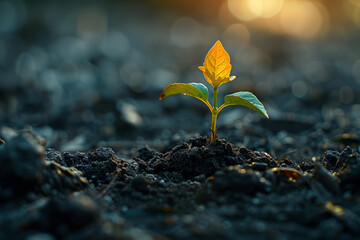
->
[160,40,269,141]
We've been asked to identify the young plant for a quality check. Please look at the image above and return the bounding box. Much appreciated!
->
[159,40,269,141]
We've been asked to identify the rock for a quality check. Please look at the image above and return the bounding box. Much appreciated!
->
[336,146,358,171]
[37,194,101,238]
[60,135,87,152]
[116,101,142,128]
[0,130,45,199]
[334,146,360,194]
[25,233,56,240]
[0,126,19,140]
[41,161,88,196]
[312,164,340,197]
[322,150,339,171]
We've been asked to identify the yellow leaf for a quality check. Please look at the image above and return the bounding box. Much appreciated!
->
[198,40,235,87]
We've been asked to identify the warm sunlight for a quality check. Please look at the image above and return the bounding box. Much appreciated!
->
[227,0,328,39]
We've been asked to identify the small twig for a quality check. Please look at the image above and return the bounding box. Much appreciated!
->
[97,157,129,197]
[98,169,122,196]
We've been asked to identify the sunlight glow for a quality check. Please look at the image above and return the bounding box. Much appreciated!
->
[226,0,328,39]
[247,0,284,18]
[349,0,360,6]
[227,0,258,21]
[228,0,284,21]
[280,0,324,38]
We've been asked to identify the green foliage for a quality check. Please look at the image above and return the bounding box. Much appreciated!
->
[159,83,212,110]
[222,92,269,118]
[160,40,269,141]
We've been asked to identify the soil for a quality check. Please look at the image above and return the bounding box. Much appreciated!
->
[1,1,360,240]
[1,132,360,240]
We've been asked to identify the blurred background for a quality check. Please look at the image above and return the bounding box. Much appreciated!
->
[0,0,359,154]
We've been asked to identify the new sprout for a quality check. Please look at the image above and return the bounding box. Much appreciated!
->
[160,40,269,141]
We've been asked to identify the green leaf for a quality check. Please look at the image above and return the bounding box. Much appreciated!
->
[159,83,209,101]
[221,92,269,118]
[159,83,211,110]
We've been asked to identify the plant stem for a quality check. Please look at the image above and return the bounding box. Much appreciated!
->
[213,86,218,109]
[210,112,217,141]
[210,87,219,141]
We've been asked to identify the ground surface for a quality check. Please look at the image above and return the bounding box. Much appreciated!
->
[1,1,360,239]
[1,133,360,240]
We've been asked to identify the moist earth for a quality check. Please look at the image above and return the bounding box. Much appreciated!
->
[1,133,360,240]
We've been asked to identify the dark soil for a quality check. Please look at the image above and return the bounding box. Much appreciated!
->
[1,132,360,239]
[1,1,360,240]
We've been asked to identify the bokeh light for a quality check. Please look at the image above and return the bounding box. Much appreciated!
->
[0,0,26,34]
[227,0,258,21]
[291,80,308,98]
[280,0,325,39]
[226,0,329,39]
[170,17,200,47]
[77,7,108,42]
[223,23,251,48]
[342,0,360,27]
[339,86,354,104]
[247,0,284,18]
[100,31,130,60]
